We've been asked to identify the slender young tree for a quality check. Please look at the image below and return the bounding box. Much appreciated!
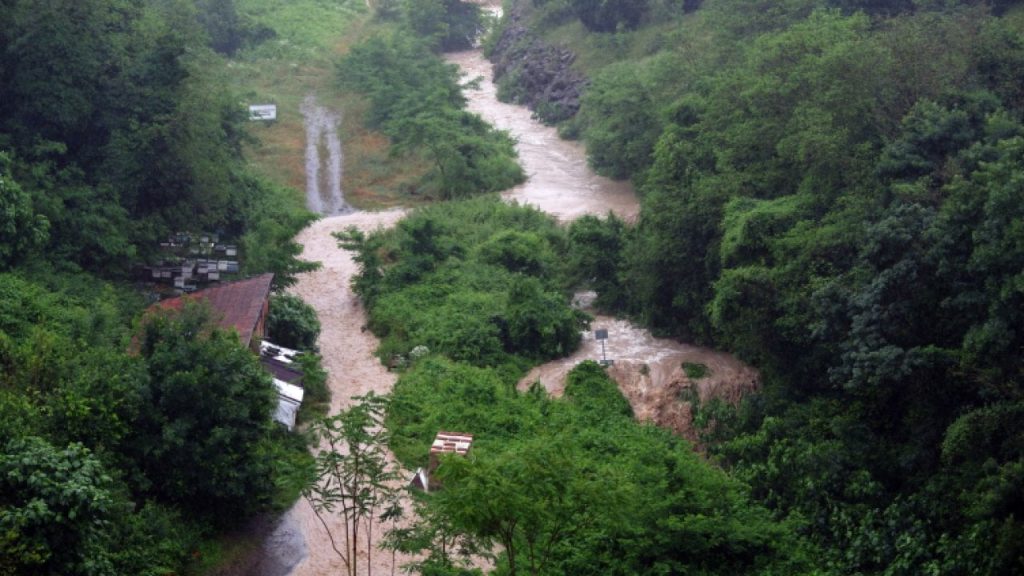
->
[304,393,402,576]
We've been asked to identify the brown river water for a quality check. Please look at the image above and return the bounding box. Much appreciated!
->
[255,33,756,576]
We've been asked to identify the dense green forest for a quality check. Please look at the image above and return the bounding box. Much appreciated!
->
[342,197,814,574]
[6,0,1024,573]
[0,1,322,573]
[484,0,1024,573]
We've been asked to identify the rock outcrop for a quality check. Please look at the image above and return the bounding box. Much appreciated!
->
[488,10,588,124]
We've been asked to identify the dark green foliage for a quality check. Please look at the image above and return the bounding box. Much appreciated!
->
[0,437,114,576]
[0,154,48,270]
[268,294,322,350]
[580,61,662,179]
[570,0,650,32]
[135,304,276,523]
[0,0,313,278]
[566,213,626,309]
[504,0,1024,572]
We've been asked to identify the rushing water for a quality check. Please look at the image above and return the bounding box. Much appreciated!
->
[301,95,353,216]
[444,49,639,222]
[269,30,755,576]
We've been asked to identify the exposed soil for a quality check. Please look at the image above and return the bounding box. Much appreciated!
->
[519,294,760,444]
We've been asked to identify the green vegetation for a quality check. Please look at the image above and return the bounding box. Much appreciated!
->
[682,361,709,379]
[338,197,583,370]
[338,198,808,573]
[0,0,330,572]
[268,293,322,351]
[497,0,1024,572]
[337,1,525,199]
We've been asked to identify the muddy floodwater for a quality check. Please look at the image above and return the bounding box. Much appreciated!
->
[302,95,353,216]
[267,20,755,575]
[444,49,639,222]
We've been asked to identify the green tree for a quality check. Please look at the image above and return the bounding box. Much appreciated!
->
[135,304,276,523]
[268,294,322,351]
[570,0,650,32]
[0,437,114,576]
[304,393,402,576]
[0,153,48,270]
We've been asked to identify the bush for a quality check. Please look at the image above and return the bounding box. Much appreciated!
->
[268,294,321,351]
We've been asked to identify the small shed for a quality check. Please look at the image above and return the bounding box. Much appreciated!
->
[411,431,474,492]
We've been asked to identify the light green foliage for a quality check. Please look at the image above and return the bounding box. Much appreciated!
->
[305,393,402,576]
[388,360,805,575]
[347,197,582,367]
[682,361,709,379]
[338,13,524,199]
[563,359,633,417]
[403,0,483,51]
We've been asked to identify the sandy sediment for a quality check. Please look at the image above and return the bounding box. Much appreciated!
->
[519,305,761,445]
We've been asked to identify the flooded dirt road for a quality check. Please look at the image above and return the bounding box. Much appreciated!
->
[302,95,353,216]
[276,209,408,576]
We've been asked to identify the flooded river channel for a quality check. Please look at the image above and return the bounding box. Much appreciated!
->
[263,22,756,576]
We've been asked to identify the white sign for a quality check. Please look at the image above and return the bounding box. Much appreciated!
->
[249,104,277,121]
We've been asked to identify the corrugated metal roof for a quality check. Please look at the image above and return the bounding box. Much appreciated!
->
[153,273,273,346]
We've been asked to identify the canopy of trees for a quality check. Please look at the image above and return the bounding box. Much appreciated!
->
[0,0,319,572]
[499,0,1024,572]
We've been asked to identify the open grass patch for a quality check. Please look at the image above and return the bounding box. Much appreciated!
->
[682,361,710,379]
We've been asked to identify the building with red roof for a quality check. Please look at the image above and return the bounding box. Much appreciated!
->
[152,273,274,351]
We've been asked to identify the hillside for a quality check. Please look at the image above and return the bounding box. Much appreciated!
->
[487,0,1024,573]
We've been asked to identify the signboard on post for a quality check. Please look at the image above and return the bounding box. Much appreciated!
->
[248,104,277,121]
[594,328,611,366]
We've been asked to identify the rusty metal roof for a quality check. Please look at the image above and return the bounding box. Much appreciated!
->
[154,273,273,346]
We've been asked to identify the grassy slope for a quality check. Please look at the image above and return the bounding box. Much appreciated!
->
[221,0,429,210]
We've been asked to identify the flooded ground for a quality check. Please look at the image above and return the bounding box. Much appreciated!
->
[444,49,639,223]
[520,294,760,443]
[272,20,756,575]
[302,95,353,215]
[278,209,409,576]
